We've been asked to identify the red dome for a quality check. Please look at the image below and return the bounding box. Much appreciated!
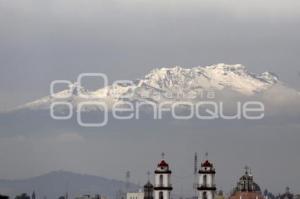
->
[158,160,169,168]
[201,160,213,167]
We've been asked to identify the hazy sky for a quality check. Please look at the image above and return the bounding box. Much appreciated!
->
[0,0,300,111]
[0,0,300,196]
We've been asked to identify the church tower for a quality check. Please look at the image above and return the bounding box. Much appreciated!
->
[144,171,154,199]
[154,153,173,199]
[197,153,216,199]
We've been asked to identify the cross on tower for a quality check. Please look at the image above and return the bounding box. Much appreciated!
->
[205,152,208,159]
[245,165,249,174]
[161,152,165,159]
[147,171,151,181]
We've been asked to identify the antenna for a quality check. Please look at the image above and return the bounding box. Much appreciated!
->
[193,152,198,199]
[194,152,198,175]
[161,152,165,159]
[126,171,130,192]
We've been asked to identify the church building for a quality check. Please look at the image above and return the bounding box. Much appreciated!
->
[154,153,173,199]
[197,155,217,199]
[229,167,264,199]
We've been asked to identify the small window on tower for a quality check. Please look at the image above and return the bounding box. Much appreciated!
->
[159,192,163,199]
[159,175,163,186]
[203,175,207,186]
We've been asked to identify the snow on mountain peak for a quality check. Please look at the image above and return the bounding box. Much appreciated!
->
[256,71,279,84]
[141,64,278,96]
[15,64,280,111]
[206,63,246,71]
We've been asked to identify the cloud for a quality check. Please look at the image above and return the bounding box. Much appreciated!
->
[260,84,300,117]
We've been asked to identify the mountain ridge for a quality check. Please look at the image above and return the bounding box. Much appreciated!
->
[13,63,281,112]
[0,170,138,199]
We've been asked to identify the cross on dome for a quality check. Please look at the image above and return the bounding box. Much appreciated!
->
[200,153,214,168]
[157,153,170,169]
[147,171,150,181]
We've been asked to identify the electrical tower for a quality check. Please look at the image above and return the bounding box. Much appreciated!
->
[194,152,198,199]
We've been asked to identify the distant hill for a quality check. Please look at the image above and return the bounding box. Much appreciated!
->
[0,171,138,199]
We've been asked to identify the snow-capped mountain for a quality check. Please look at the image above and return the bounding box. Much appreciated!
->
[16,63,280,111]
